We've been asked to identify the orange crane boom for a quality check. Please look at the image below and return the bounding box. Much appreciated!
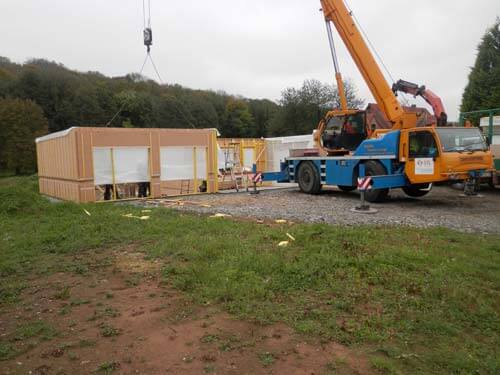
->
[320,0,415,129]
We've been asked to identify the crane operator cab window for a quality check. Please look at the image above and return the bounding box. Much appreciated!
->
[322,112,367,151]
[409,131,439,159]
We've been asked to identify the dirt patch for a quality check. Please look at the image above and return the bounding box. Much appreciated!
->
[0,248,373,375]
[114,250,161,275]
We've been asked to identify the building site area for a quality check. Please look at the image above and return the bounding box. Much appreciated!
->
[0,0,499,374]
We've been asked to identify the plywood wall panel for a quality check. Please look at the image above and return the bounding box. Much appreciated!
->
[159,131,208,147]
[36,130,79,181]
[90,130,150,147]
[37,127,219,202]
[39,178,80,202]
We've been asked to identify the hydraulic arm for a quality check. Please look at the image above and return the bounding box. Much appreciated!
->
[392,80,448,126]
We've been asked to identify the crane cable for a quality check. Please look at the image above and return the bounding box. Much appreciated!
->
[344,0,395,84]
[106,1,152,127]
[343,1,417,107]
[107,0,196,128]
[142,0,146,29]
[143,0,151,29]
[106,53,149,127]
[139,0,197,128]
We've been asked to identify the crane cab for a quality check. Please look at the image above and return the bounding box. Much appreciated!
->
[400,127,494,184]
[320,110,369,154]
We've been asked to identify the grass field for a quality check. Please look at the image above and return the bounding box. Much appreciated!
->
[0,176,499,374]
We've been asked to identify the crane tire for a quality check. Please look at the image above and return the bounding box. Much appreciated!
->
[363,161,389,203]
[297,161,322,195]
[402,184,432,197]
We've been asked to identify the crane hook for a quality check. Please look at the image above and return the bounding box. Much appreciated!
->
[144,27,153,53]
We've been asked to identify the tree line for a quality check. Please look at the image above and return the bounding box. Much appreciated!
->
[1,17,498,175]
[0,57,363,174]
[0,57,279,136]
[460,18,500,119]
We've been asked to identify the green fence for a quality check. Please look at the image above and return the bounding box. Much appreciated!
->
[459,108,500,145]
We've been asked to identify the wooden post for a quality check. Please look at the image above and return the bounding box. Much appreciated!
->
[193,147,198,194]
[110,148,117,201]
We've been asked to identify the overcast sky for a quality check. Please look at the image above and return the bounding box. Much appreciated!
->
[1,0,499,121]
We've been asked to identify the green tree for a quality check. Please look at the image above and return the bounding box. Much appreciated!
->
[248,99,277,137]
[182,93,219,129]
[269,79,364,136]
[112,91,153,128]
[461,19,500,114]
[155,94,197,129]
[223,99,254,137]
[0,98,48,174]
[0,68,14,97]
[0,57,279,136]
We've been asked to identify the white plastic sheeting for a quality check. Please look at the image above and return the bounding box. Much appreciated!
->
[161,147,192,181]
[93,148,113,185]
[196,147,207,180]
[113,148,149,184]
[243,148,255,170]
[217,146,226,169]
[160,146,207,181]
[218,146,235,169]
[265,134,315,172]
[93,147,149,185]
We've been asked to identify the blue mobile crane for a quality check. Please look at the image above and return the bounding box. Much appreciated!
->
[257,0,493,202]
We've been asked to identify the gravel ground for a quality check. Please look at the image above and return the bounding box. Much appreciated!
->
[140,185,500,234]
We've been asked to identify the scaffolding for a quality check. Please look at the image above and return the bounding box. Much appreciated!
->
[217,138,266,191]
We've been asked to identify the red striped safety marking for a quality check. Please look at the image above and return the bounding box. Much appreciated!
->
[357,177,373,191]
[252,173,263,183]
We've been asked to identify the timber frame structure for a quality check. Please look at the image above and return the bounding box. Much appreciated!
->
[36,127,219,203]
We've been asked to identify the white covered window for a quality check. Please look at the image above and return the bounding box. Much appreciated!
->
[243,147,255,170]
[93,148,113,185]
[93,147,149,185]
[160,146,207,181]
[113,148,149,183]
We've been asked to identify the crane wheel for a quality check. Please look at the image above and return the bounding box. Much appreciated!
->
[297,161,322,195]
[363,161,389,203]
[402,184,432,197]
